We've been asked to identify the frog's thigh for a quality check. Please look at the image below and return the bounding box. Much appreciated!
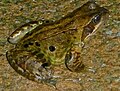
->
[6,49,38,80]
[65,45,85,72]
[6,49,52,83]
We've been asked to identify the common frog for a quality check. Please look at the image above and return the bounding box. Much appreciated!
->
[6,1,108,86]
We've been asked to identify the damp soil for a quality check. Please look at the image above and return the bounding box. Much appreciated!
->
[0,0,120,91]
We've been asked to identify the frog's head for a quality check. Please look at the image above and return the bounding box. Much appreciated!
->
[76,1,109,42]
[65,1,109,72]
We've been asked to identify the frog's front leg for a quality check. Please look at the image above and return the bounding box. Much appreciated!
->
[6,49,56,86]
[65,44,85,72]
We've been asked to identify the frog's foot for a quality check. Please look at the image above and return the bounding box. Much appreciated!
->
[34,63,57,87]
[6,49,57,87]
[65,51,85,72]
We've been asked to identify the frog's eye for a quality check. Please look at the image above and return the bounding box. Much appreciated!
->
[92,14,101,24]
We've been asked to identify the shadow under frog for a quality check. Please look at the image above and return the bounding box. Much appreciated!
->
[6,1,108,86]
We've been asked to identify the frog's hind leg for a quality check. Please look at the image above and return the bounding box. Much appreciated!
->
[6,49,37,81]
[6,49,56,86]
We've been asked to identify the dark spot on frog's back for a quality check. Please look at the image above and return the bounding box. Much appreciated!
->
[62,31,65,34]
[23,42,33,48]
[49,46,55,52]
[22,39,40,48]
[35,41,40,46]
[74,37,76,39]
[23,44,29,48]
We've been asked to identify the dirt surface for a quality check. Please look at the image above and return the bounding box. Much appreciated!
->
[0,0,120,91]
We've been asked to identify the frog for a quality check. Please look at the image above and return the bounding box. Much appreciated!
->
[6,1,108,86]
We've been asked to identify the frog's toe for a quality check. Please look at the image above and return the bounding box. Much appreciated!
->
[34,64,57,87]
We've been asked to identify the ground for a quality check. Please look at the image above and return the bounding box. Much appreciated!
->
[0,0,120,91]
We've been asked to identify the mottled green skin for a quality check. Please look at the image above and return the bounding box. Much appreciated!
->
[6,1,108,86]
